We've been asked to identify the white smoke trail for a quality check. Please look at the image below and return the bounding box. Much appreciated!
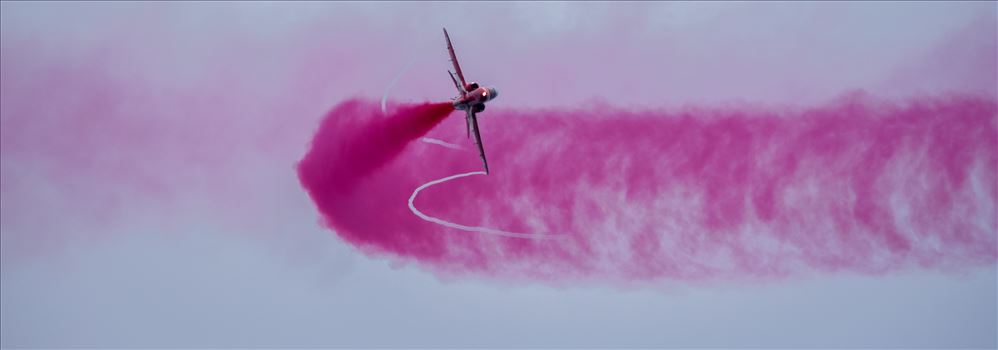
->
[420,137,464,150]
[407,171,564,240]
[382,48,561,240]
[381,55,418,115]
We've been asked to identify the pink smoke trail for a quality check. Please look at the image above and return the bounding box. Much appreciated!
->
[297,94,996,282]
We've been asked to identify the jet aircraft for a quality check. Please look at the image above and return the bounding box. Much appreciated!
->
[444,27,498,174]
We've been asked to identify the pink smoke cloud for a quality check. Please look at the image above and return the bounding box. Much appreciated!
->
[298,95,996,282]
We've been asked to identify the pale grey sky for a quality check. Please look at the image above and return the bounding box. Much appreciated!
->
[1,2,995,347]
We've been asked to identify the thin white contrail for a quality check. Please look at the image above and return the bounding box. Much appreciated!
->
[381,55,418,115]
[382,43,561,240]
[407,171,564,240]
[420,137,464,150]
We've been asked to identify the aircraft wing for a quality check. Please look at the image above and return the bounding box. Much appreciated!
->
[449,70,466,95]
[443,28,468,88]
[465,109,471,138]
[468,109,489,174]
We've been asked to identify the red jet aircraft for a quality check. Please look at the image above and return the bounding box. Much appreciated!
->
[444,28,499,174]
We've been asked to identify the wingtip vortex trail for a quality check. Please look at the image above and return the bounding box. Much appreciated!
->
[407,169,566,240]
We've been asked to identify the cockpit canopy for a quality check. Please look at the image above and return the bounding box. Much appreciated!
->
[466,82,479,90]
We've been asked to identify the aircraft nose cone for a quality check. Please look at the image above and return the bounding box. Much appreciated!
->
[489,87,499,99]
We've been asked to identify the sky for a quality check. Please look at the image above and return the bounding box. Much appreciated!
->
[1,1,996,348]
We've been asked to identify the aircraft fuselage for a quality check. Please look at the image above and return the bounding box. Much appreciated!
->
[454,85,499,110]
